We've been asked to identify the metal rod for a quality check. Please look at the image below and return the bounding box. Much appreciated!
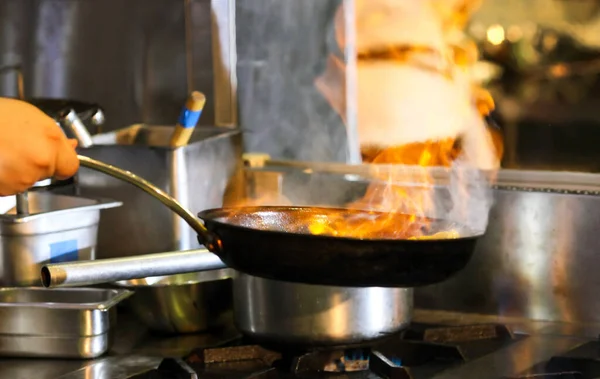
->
[41,249,226,288]
[343,0,362,165]
[15,192,29,215]
[76,155,220,252]
[259,158,456,184]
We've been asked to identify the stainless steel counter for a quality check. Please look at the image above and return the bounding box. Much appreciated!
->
[0,310,240,379]
[416,309,598,379]
[2,309,598,379]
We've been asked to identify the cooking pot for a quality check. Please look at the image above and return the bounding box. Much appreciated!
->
[115,269,234,334]
[233,272,412,346]
[114,267,412,344]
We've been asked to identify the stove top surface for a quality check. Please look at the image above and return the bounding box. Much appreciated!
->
[129,323,525,379]
[10,309,599,379]
[504,341,600,379]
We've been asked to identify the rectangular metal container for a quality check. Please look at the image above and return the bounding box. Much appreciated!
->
[0,192,121,287]
[77,125,244,259]
[0,287,132,358]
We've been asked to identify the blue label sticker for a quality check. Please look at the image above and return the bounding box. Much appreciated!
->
[49,240,79,264]
[177,108,203,128]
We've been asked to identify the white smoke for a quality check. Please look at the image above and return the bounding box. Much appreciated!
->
[312,0,498,234]
[317,0,499,171]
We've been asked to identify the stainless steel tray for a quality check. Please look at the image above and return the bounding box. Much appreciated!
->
[0,287,132,358]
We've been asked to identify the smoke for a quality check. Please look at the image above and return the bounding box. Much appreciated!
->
[448,162,494,234]
[314,0,498,234]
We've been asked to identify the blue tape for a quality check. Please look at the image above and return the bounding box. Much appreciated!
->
[49,240,79,264]
[177,108,203,129]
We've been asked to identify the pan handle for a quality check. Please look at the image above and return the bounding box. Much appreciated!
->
[77,155,222,252]
[40,249,226,288]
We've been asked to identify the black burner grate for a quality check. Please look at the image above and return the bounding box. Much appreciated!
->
[129,323,517,379]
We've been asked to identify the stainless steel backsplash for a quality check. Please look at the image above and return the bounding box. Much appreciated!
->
[0,0,348,162]
[236,0,348,163]
[0,0,215,131]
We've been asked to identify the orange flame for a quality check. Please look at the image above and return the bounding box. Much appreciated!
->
[239,0,503,241]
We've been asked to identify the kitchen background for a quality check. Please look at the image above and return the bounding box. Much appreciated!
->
[1,0,599,168]
[3,4,600,376]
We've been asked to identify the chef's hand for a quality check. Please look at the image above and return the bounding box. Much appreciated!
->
[0,98,79,196]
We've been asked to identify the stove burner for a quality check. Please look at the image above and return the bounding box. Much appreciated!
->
[130,323,517,379]
[294,349,370,373]
[506,339,600,379]
[403,323,514,343]
[292,348,412,377]
[544,341,600,378]
[369,351,413,379]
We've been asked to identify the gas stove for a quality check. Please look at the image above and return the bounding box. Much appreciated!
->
[129,323,522,379]
[506,341,600,379]
[6,310,600,379]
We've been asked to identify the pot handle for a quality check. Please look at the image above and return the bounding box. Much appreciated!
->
[77,155,222,252]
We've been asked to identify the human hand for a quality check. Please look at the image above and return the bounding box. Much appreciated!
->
[0,98,79,196]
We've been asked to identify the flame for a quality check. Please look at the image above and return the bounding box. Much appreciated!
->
[314,0,502,240]
[238,0,502,241]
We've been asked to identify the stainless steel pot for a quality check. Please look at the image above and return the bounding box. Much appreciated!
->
[233,272,413,346]
[115,269,233,334]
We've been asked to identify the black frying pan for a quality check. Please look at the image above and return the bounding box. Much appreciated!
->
[197,206,481,288]
[41,156,482,289]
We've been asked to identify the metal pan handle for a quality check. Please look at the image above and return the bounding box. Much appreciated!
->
[40,249,226,288]
[77,155,222,252]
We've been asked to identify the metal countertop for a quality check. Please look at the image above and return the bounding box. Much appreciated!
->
[1,309,598,379]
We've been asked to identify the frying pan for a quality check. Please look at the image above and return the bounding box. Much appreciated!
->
[41,156,482,288]
[198,207,479,287]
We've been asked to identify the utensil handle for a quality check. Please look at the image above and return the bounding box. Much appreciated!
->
[41,249,226,288]
[58,108,94,148]
[169,91,206,147]
[76,155,220,252]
